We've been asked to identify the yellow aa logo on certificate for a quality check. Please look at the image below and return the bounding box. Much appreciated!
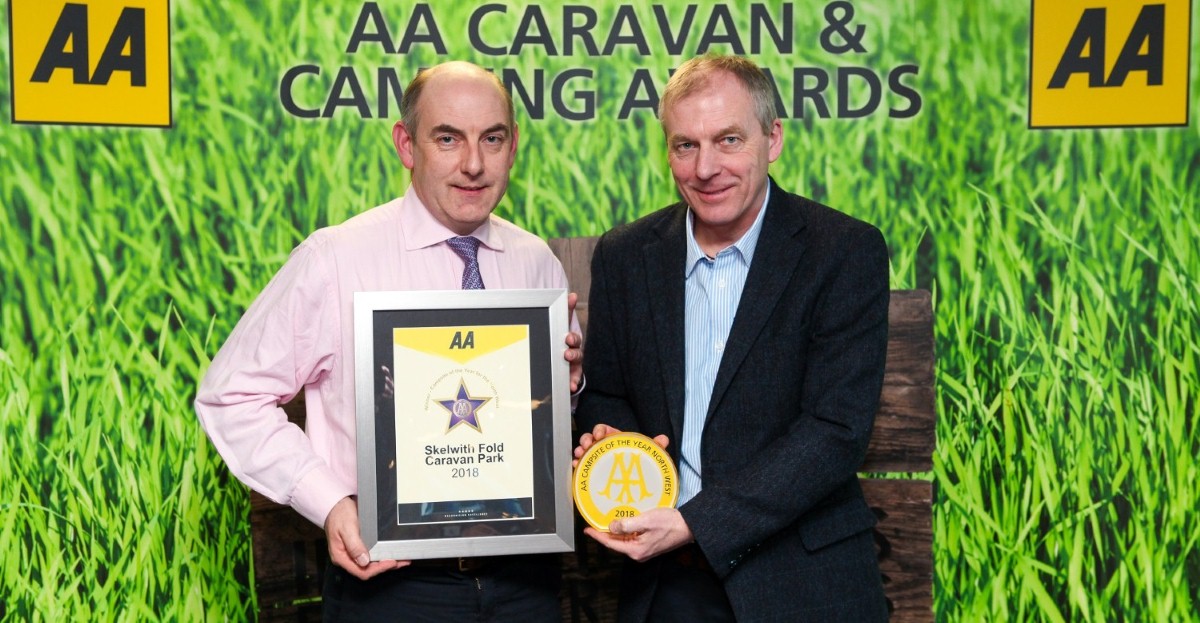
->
[392,325,534,524]
[573,433,679,531]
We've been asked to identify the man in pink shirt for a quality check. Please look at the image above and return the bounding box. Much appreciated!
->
[196,61,582,621]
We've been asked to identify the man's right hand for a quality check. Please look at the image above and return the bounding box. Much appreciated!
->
[324,496,409,580]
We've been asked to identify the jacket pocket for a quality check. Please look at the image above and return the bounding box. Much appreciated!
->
[796,496,878,552]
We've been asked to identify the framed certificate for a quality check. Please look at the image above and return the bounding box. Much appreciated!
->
[354,289,575,560]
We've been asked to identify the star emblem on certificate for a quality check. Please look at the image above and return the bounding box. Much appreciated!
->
[436,380,490,433]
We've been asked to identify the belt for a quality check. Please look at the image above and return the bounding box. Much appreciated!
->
[406,553,553,575]
[407,556,495,574]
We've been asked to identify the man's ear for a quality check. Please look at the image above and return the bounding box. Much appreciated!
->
[393,121,415,170]
[507,122,519,168]
[767,119,783,163]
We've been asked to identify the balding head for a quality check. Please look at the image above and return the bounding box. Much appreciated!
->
[400,61,514,136]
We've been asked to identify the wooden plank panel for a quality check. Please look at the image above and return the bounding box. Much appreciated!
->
[253,394,325,618]
[863,384,936,472]
[867,290,935,472]
[279,393,306,430]
[546,237,573,293]
[250,496,327,620]
[569,237,600,306]
[884,290,935,387]
[550,236,598,337]
[862,478,934,623]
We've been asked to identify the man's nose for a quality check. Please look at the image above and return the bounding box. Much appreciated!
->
[461,142,484,176]
[694,145,719,179]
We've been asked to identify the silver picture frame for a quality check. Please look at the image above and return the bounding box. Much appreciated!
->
[354,288,574,560]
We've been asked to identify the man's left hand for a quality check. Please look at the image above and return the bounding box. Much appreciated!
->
[564,292,583,392]
[584,507,693,562]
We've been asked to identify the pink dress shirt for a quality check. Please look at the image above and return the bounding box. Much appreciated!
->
[195,187,572,527]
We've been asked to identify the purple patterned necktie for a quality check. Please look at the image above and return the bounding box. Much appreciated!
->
[447,236,484,290]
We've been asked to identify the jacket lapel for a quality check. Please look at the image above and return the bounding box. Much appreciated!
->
[644,207,689,442]
[706,184,807,422]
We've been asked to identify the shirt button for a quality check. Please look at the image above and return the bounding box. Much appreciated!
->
[715,340,724,352]
[718,278,727,288]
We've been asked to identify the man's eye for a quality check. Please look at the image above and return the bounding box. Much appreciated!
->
[436,136,456,145]
[676,142,694,151]
[721,136,740,145]
[484,135,502,144]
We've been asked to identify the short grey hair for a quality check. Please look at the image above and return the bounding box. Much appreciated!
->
[658,54,777,134]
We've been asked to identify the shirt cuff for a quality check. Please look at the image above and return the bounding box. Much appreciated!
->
[570,374,586,412]
[290,466,356,529]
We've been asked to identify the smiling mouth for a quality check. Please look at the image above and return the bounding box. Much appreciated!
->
[696,186,732,199]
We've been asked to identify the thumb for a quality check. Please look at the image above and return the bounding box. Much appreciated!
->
[609,516,640,536]
[339,528,371,567]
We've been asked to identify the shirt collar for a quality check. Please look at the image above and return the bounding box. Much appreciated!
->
[684,183,771,277]
[400,185,503,252]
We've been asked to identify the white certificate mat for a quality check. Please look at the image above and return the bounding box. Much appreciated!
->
[392,325,534,523]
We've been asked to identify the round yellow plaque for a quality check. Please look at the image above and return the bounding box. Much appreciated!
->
[572,432,679,531]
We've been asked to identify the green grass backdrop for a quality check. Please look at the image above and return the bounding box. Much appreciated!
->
[1,0,1198,620]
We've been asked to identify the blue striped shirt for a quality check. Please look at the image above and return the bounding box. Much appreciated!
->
[679,189,770,505]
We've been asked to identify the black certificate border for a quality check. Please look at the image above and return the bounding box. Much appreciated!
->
[353,289,574,561]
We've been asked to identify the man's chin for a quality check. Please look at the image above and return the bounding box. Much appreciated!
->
[690,200,735,219]
[447,206,497,231]
[684,188,734,207]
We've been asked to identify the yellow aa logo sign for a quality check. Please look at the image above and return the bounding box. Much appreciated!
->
[9,0,172,126]
[393,325,528,364]
[1029,0,1191,128]
[599,453,652,504]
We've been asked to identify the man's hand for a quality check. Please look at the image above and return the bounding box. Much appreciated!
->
[573,423,621,464]
[324,496,409,580]
[564,292,584,393]
[584,507,693,562]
